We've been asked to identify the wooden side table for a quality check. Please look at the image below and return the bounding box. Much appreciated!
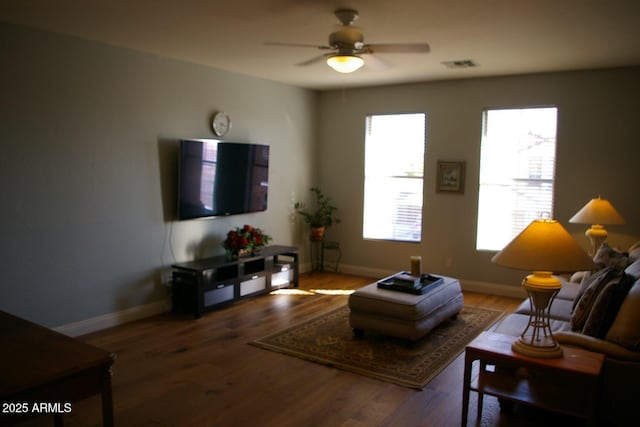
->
[0,311,115,426]
[461,331,604,427]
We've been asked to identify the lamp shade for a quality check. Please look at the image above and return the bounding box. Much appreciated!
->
[492,219,595,273]
[569,197,625,225]
[326,55,364,73]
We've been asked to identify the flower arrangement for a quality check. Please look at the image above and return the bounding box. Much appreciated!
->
[223,224,272,257]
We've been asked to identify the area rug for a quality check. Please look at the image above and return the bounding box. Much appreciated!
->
[250,305,504,389]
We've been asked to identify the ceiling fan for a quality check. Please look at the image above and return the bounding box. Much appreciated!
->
[265,9,430,73]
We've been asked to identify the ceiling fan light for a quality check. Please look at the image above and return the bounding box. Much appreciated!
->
[326,55,364,73]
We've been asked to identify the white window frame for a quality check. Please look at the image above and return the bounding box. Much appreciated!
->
[476,107,558,251]
[363,113,426,242]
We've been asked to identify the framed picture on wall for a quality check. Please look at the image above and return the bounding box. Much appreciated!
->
[437,161,465,194]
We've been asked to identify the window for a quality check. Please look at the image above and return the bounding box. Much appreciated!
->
[476,107,558,251]
[363,113,426,242]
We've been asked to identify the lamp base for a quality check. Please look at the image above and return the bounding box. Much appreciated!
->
[512,337,563,358]
[585,224,607,256]
[512,273,564,359]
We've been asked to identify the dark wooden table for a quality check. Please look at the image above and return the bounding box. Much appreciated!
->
[462,331,604,427]
[0,310,115,426]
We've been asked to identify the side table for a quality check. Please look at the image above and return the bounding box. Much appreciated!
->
[461,331,604,427]
[1,310,115,426]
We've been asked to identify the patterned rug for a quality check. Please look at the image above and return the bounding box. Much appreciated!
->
[251,305,504,389]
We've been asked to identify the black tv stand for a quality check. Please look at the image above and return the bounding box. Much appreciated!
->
[171,245,298,318]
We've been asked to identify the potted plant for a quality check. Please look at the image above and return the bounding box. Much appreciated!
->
[294,187,340,241]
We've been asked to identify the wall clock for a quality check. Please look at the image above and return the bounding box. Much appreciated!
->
[212,111,231,137]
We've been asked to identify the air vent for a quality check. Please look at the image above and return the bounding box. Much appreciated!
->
[441,59,478,69]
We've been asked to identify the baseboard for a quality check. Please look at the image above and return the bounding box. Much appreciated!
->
[338,263,395,279]
[53,263,326,337]
[53,270,523,337]
[54,298,171,337]
[338,264,526,298]
[298,261,313,274]
[459,279,527,299]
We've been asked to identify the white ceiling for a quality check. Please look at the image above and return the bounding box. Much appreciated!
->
[2,0,639,90]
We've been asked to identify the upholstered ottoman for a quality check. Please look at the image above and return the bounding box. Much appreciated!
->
[348,275,463,341]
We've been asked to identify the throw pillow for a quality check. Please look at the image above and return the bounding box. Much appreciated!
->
[570,270,590,284]
[572,267,612,312]
[570,267,620,332]
[572,270,594,310]
[582,273,635,339]
[628,241,640,261]
[593,242,630,270]
[625,258,640,280]
[606,278,640,351]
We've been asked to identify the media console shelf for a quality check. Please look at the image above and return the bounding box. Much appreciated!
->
[171,245,299,318]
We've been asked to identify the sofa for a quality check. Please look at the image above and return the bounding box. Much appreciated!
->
[493,241,640,426]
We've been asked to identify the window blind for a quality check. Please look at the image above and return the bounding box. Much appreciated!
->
[476,107,558,251]
[363,113,426,242]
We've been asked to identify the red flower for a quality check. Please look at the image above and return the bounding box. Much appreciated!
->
[223,224,272,254]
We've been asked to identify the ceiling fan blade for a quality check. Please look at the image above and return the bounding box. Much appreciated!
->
[362,53,392,70]
[264,41,332,50]
[365,43,431,54]
[296,54,330,67]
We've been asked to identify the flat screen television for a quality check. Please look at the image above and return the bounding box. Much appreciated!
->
[178,139,269,220]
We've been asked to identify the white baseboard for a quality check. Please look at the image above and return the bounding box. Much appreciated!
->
[337,264,526,298]
[54,298,171,337]
[298,261,313,274]
[338,263,395,278]
[53,270,524,337]
[459,279,527,299]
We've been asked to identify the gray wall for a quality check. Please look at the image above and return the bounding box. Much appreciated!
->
[0,23,317,327]
[2,21,638,328]
[317,68,640,289]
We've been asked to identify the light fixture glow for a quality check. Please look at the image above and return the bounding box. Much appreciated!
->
[326,55,364,73]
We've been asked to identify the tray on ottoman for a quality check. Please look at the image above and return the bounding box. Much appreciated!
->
[377,271,444,295]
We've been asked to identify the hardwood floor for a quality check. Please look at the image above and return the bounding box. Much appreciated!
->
[18,272,588,426]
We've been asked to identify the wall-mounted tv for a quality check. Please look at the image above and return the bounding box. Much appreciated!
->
[178,139,269,220]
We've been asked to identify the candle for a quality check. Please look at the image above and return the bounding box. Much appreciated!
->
[410,256,422,277]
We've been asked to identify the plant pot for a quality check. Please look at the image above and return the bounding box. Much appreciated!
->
[310,226,326,241]
[226,248,251,260]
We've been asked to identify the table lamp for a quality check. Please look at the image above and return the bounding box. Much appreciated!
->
[492,219,595,358]
[569,197,625,256]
